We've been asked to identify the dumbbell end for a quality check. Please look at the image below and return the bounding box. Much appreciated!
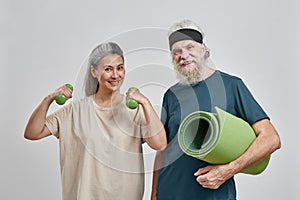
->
[55,83,73,105]
[55,94,66,105]
[126,99,138,109]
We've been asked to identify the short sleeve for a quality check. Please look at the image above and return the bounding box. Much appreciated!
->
[45,104,72,138]
[233,78,269,125]
[161,92,170,126]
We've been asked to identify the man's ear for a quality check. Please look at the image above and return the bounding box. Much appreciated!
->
[201,43,207,53]
[202,43,210,59]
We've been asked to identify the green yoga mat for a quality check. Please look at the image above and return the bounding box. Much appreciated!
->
[178,107,270,175]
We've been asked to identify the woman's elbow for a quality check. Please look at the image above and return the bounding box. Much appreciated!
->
[155,132,167,151]
[24,131,39,140]
[147,131,167,151]
[156,140,167,151]
[24,128,49,140]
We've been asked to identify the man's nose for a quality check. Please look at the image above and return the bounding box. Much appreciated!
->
[180,48,190,59]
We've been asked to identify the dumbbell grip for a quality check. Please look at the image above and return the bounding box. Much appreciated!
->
[126,87,139,109]
[55,83,73,105]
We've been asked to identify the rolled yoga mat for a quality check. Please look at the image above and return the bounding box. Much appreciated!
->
[178,107,270,175]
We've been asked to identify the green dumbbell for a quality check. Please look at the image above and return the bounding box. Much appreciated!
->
[126,87,139,109]
[55,83,73,105]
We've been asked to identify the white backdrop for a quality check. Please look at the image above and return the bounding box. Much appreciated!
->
[1,0,299,199]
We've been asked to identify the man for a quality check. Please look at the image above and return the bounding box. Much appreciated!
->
[151,19,281,200]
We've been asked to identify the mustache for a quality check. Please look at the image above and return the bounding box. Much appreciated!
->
[179,59,196,65]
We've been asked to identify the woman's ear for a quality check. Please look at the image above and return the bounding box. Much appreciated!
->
[90,66,98,78]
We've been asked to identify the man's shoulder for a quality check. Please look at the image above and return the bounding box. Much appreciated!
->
[165,82,189,95]
[218,70,241,80]
[216,70,243,86]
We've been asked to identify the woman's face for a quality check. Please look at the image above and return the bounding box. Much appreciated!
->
[91,53,125,92]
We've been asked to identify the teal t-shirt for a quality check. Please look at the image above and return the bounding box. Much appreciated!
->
[157,70,269,200]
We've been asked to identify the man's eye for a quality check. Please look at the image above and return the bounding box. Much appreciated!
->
[173,49,182,55]
[186,45,194,50]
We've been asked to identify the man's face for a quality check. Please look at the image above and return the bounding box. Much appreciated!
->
[171,40,206,85]
[171,40,204,73]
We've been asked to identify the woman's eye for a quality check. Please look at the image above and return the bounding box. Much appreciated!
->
[104,67,112,72]
[117,65,124,71]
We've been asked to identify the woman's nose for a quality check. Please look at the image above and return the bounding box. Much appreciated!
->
[112,69,119,78]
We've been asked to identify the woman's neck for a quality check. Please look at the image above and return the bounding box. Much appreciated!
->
[94,89,123,108]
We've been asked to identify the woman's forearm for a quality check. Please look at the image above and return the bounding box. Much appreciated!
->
[140,99,167,150]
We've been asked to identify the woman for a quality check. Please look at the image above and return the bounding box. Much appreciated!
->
[24,42,167,200]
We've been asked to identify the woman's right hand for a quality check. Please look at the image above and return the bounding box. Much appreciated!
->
[24,84,73,140]
[50,84,73,102]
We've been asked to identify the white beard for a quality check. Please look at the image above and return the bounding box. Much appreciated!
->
[173,59,205,85]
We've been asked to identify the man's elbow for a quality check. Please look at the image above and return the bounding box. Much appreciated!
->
[267,131,281,154]
[274,134,282,151]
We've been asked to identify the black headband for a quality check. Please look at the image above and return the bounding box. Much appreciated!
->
[168,28,203,50]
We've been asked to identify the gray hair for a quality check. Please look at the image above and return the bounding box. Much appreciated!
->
[168,19,210,59]
[84,42,124,96]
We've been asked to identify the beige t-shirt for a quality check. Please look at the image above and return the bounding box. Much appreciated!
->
[46,95,147,200]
